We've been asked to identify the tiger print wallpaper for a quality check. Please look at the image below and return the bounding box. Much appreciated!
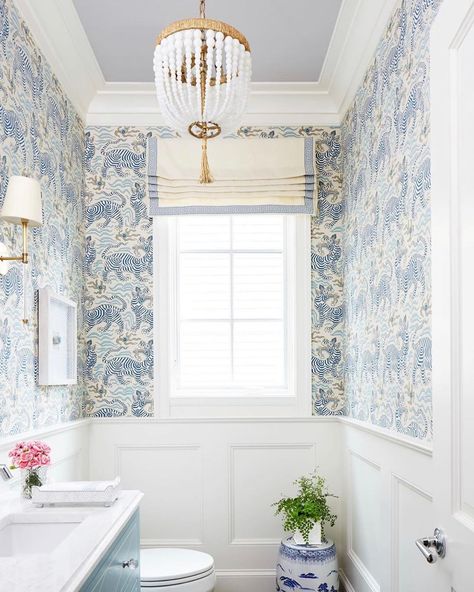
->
[0,0,441,442]
[82,126,344,418]
[341,0,441,441]
[0,0,85,436]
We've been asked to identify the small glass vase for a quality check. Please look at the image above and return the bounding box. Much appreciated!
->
[21,466,48,499]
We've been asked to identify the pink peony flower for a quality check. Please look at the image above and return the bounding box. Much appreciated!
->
[8,440,51,470]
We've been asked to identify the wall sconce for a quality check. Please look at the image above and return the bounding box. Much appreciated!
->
[0,176,43,324]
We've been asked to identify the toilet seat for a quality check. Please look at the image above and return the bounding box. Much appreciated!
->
[141,567,214,587]
[140,548,215,590]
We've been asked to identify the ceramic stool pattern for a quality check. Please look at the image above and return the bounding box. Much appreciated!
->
[276,537,339,592]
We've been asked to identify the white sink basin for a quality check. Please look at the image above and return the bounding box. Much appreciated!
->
[0,513,84,557]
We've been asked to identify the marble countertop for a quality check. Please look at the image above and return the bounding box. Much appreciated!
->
[0,489,143,592]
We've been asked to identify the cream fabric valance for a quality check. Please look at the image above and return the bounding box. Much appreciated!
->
[147,137,317,216]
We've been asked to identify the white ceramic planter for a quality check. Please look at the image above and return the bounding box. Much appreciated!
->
[292,522,322,545]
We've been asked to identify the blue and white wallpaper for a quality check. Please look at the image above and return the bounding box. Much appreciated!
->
[82,126,344,417]
[0,0,442,440]
[342,0,441,440]
[0,0,85,436]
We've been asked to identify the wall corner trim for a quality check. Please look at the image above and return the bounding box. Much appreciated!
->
[0,418,91,449]
[339,417,433,456]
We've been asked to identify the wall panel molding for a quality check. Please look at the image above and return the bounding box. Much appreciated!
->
[91,417,338,425]
[228,443,317,546]
[89,421,341,590]
[341,422,436,592]
[113,444,201,477]
[346,548,380,592]
[90,416,432,455]
[346,451,382,592]
[114,444,204,546]
[390,474,433,592]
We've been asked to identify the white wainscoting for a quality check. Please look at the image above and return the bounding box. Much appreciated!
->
[89,418,343,592]
[0,419,90,495]
[0,416,438,592]
[339,420,435,592]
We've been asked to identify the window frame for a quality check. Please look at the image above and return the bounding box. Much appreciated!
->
[154,214,311,418]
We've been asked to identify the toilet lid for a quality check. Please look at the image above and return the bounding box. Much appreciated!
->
[140,548,214,583]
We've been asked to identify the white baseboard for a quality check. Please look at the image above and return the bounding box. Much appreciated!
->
[215,569,275,592]
[339,568,357,592]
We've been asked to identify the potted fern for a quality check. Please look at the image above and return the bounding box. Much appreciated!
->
[273,471,337,545]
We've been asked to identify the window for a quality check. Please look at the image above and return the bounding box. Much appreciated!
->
[155,215,311,417]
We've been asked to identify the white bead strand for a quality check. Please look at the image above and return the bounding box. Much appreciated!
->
[209,31,224,121]
[193,29,203,120]
[203,29,215,121]
[184,29,194,118]
[216,35,234,124]
[173,32,187,119]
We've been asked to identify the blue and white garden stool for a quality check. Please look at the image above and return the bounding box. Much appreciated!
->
[276,537,339,592]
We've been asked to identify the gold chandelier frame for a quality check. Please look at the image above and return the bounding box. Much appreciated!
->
[156,18,250,52]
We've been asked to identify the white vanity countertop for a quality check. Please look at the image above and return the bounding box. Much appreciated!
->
[0,489,143,592]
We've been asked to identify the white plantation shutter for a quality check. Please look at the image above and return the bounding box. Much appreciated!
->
[171,215,292,394]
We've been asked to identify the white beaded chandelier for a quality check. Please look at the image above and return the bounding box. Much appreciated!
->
[154,0,252,183]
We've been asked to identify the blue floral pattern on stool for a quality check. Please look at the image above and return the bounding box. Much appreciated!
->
[277,538,338,592]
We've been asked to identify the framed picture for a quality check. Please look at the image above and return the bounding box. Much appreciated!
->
[38,287,77,385]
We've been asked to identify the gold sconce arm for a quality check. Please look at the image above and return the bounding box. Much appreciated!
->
[0,219,29,264]
[0,176,42,326]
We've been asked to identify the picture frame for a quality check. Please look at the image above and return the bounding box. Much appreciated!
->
[38,287,77,385]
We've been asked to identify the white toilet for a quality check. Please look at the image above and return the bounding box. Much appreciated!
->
[140,548,216,592]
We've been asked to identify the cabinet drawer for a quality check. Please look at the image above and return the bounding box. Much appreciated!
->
[80,510,140,592]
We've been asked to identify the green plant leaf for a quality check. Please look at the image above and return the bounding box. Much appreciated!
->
[272,470,338,544]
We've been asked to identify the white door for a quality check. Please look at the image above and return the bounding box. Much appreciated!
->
[431,0,474,590]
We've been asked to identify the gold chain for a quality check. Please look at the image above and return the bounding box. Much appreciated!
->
[200,0,206,18]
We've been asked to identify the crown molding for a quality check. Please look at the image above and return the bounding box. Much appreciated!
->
[13,0,398,127]
[86,82,340,127]
[328,0,399,120]
[13,0,104,119]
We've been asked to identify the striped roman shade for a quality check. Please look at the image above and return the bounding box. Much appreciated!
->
[147,137,317,216]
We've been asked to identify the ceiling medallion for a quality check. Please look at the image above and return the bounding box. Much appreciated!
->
[154,0,252,183]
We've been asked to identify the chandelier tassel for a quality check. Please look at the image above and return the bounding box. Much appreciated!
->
[200,136,213,184]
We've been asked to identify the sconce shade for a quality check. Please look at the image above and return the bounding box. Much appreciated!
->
[1,176,43,227]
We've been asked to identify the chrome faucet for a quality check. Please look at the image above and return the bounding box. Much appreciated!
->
[0,464,13,481]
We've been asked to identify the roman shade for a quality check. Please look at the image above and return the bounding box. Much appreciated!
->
[147,137,317,216]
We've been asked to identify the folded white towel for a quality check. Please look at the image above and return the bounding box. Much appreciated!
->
[38,477,120,493]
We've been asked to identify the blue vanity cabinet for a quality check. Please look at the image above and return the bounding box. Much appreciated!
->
[80,510,140,592]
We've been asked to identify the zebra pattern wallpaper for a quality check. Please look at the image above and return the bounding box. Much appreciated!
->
[83,126,344,418]
[0,0,85,436]
[341,0,441,441]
